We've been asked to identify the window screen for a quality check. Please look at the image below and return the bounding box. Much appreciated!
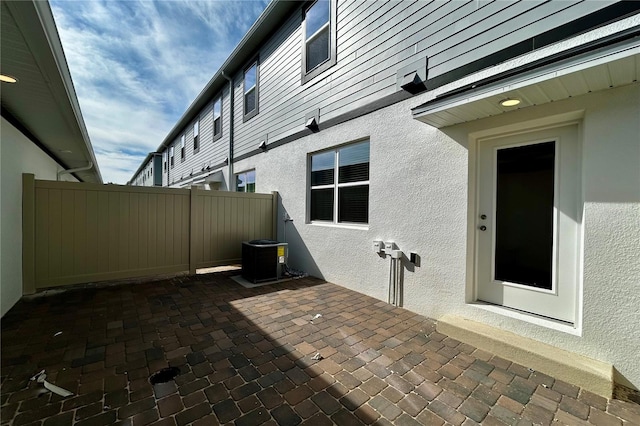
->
[244,63,258,118]
[236,170,256,193]
[213,97,222,138]
[193,121,199,151]
[303,0,336,81]
[309,140,369,224]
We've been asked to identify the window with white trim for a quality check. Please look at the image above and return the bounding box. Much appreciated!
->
[213,96,222,140]
[193,120,199,152]
[244,61,259,121]
[170,146,175,168]
[180,135,185,160]
[309,140,369,224]
[236,170,256,193]
[163,151,167,171]
[302,0,337,83]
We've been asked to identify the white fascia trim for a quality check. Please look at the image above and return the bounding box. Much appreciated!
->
[32,0,103,182]
[415,42,640,118]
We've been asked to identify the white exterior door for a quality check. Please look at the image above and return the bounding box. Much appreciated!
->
[476,124,580,323]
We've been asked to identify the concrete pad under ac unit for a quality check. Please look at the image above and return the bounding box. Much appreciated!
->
[436,315,614,398]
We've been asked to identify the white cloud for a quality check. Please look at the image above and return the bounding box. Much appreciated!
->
[50,0,268,184]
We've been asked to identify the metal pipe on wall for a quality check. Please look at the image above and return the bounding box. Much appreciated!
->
[387,250,403,307]
[221,71,234,191]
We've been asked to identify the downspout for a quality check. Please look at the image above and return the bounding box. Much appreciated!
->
[57,161,93,181]
[221,70,235,191]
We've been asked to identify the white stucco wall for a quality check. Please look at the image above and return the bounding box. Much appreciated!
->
[448,84,640,390]
[0,117,77,317]
[235,83,640,389]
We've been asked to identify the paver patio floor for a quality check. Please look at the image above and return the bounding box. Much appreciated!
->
[1,271,638,425]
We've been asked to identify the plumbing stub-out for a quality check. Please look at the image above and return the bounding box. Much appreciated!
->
[149,367,180,385]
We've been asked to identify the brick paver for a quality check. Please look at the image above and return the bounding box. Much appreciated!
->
[1,271,638,425]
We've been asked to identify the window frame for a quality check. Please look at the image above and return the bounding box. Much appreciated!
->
[243,58,260,122]
[213,95,223,141]
[170,146,175,168]
[193,119,200,153]
[235,169,256,193]
[308,139,370,226]
[180,135,185,161]
[302,0,337,84]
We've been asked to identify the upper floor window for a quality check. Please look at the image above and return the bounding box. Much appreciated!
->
[193,120,199,152]
[302,0,337,83]
[236,170,256,193]
[213,96,222,140]
[309,140,369,224]
[180,135,185,160]
[244,60,259,121]
[170,146,175,168]
[163,151,167,171]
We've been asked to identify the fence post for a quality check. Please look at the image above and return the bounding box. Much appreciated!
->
[22,173,36,295]
[271,191,279,241]
[189,187,197,275]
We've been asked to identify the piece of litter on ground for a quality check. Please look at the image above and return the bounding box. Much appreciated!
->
[542,384,548,388]
[312,314,322,319]
[44,381,73,397]
[311,353,323,361]
[53,331,62,337]
[31,370,46,381]
[30,370,74,398]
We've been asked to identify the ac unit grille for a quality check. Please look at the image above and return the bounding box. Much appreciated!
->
[242,241,287,283]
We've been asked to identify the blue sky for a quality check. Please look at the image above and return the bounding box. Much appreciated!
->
[50,0,269,184]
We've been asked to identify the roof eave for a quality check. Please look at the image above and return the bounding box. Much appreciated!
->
[32,0,103,183]
[154,0,299,152]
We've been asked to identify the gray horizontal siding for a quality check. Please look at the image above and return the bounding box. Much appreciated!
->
[160,84,231,187]
[155,0,625,168]
[426,0,618,79]
[134,160,153,187]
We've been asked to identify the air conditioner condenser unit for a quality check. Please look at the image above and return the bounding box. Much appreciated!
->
[241,240,288,283]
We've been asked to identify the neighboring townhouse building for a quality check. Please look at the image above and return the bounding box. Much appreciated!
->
[128,153,162,187]
[0,0,103,317]
[130,1,640,394]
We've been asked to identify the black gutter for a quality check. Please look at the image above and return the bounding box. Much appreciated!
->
[413,25,640,114]
[423,1,640,95]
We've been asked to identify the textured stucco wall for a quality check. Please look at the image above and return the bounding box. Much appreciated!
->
[447,84,640,389]
[234,83,640,389]
[234,95,469,313]
[0,117,76,317]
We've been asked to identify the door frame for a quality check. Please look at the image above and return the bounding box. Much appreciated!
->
[465,111,584,331]
[486,137,560,296]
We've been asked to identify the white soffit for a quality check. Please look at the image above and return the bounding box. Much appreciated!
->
[1,1,102,183]
[182,170,223,186]
[204,171,224,183]
[413,42,640,129]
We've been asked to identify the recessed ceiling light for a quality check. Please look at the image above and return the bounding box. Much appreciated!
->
[0,74,18,83]
[500,98,521,107]
[59,149,72,154]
